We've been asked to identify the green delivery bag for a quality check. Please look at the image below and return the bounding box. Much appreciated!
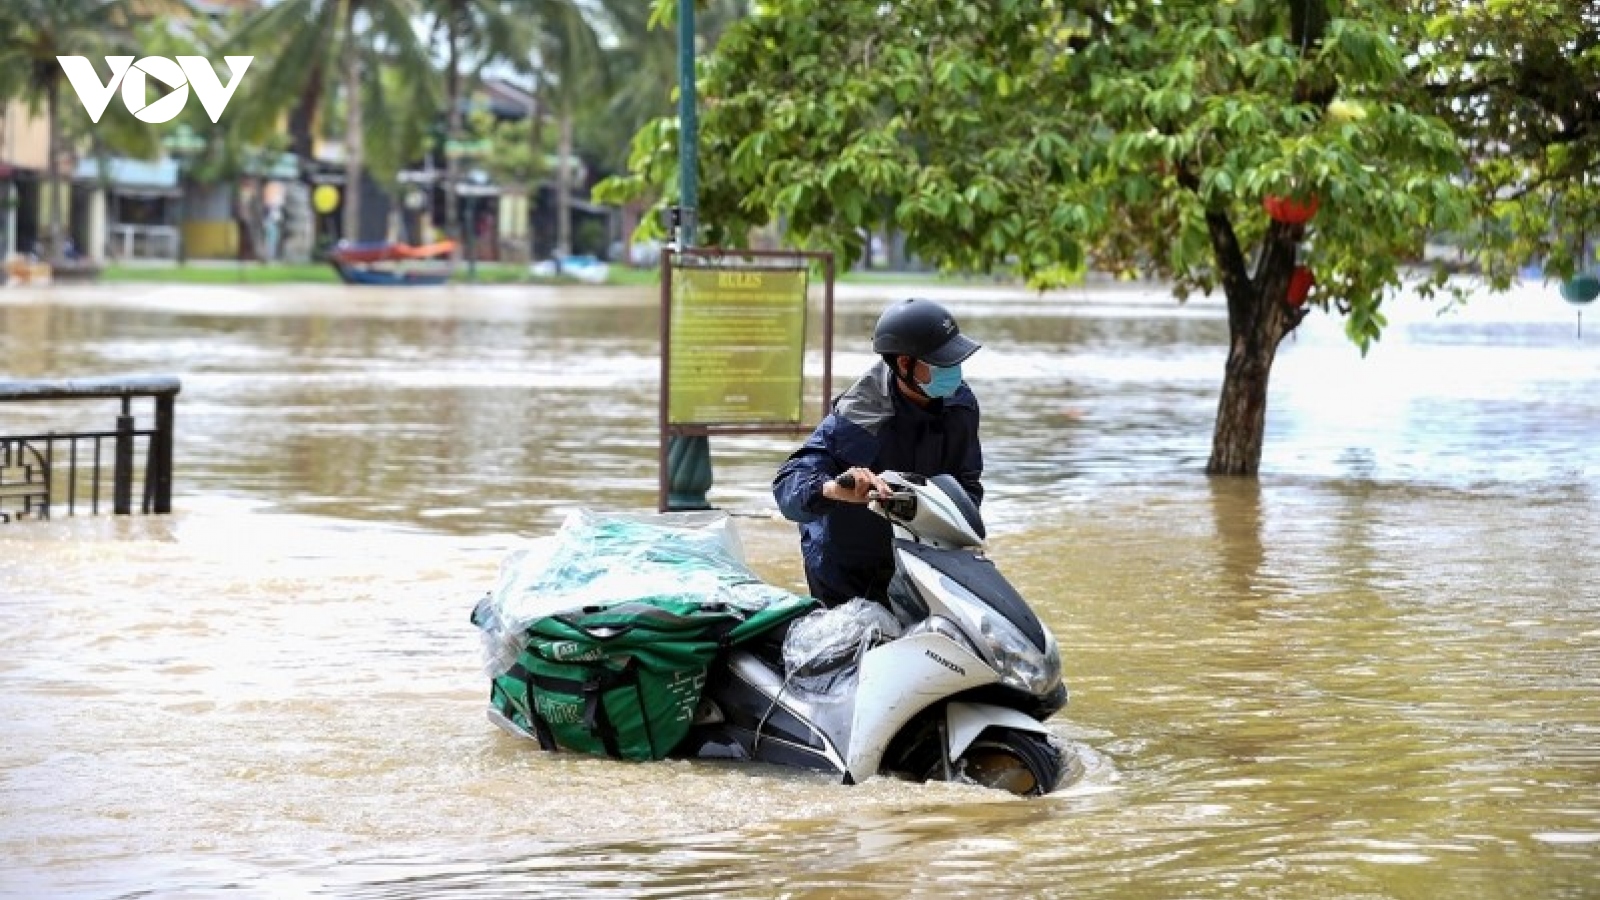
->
[474,510,817,760]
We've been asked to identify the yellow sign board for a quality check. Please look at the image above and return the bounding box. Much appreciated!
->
[668,267,809,426]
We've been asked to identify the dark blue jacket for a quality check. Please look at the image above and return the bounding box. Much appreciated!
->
[772,360,983,605]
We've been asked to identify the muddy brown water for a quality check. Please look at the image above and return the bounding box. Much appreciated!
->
[1,279,1596,899]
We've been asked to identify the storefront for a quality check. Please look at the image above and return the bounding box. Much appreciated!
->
[73,157,182,261]
[1,99,50,261]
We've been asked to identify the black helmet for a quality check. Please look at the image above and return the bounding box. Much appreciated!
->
[871,298,981,367]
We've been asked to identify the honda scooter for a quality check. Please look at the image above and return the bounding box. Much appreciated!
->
[680,470,1071,795]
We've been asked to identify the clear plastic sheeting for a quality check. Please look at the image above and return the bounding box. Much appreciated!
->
[781,598,904,679]
[474,509,802,678]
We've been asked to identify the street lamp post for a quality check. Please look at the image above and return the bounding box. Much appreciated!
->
[665,0,713,511]
[163,124,204,265]
[676,0,699,246]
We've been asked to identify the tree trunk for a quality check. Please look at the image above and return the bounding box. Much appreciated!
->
[176,166,189,265]
[45,77,64,262]
[234,179,260,262]
[555,111,573,258]
[528,81,545,151]
[527,87,544,259]
[1203,208,1305,475]
[288,63,322,162]
[289,64,322,248]
[341,1,363,243]
[1204,0,1329,475]
[1208,316,1279,475]
[880,201,900,270]
[444,6,461,253]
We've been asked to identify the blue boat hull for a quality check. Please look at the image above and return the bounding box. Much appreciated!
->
[332,263,451,286]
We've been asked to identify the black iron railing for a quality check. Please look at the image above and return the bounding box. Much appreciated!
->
[0,376,180,522]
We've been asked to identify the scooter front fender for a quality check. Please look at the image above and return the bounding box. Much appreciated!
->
[945,701,1052,761]
[846,631,996,780]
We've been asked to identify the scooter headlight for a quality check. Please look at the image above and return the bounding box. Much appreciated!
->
[977,609,1061,696]
[935,577,1062,697]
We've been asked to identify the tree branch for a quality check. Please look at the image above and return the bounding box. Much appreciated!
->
[1174,160,1250,303]
[1204,202,1254,322]
[1289,0,1337,106]
[1422,74,1513,99]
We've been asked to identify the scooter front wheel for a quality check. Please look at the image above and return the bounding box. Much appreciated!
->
[954,728,1064,796]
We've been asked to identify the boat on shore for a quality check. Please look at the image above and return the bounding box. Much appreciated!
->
[529,254,610,284]
[329,240,457,286]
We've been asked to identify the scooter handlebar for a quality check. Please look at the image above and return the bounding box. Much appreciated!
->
[834,471,883,500]
[834,471,916,518]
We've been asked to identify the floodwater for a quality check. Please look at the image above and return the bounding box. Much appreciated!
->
[1,277,1597,899]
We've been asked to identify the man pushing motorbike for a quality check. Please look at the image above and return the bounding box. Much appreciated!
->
[773,298,985,606]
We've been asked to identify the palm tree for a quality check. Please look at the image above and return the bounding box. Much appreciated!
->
[230,0,430,243]
[0,0,152,261]
[423,0,536,251]
[586,0,745,174]
[420,1,602,261]
[585,0,747,252]
[511,1,604,259]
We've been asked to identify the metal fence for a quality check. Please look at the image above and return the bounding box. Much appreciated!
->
[108,223,182,261]
[0,376,180,522]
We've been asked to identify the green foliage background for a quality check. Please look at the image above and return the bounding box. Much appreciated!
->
[600,0,1599,352]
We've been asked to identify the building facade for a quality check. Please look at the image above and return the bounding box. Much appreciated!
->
[1,100,51,261]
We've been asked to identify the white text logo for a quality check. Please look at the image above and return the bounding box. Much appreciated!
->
[57,56,253,124]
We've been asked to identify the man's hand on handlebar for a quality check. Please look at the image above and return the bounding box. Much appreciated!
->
[824,467,893,505]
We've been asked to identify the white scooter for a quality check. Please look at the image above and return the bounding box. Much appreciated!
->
[680,471,1071,795]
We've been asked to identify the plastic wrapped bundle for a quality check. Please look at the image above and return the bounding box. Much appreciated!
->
[474,509,806,677]
[782,598,904,679]
[470,509,817,760]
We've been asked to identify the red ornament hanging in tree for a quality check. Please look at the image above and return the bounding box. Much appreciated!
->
[1263,193,1320,225]
[1287,265,1315,306]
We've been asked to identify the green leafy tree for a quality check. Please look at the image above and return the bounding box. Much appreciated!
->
[582,0,747,176]
[424,0,536,246]
[361,62,442,190]
[600,0,1490,475]
[525,2,605,258]
[0,0,169,260]
[473,108,543,187]
[1414,0,1600,283]
[424,0,601,258]
[576,0,747,258]
[229,0,431,241]
[144,11,303,263]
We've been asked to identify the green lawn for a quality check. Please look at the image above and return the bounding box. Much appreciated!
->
[100,262,342,284]
[96,260,657,287]
[93,260,1050,289]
